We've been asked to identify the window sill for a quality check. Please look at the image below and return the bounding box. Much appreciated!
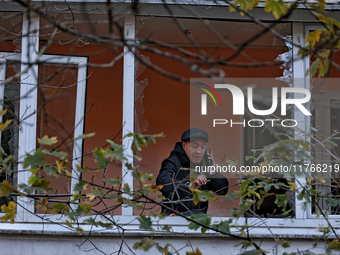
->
[0,215,339,239]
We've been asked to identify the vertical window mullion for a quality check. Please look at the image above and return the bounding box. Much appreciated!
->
[71,57,87,211]
[292,22,309,219]
[122,14,135,216]
[17,11,40,221]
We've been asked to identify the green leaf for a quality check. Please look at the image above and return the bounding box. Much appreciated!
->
[84,217,113,229]
[222,193,236,201]
[197,190,217,203]
[17,184,49,194]
[161,225,172,232]
[132,171,154,181]
[74,133,95,141]
[76,164,88,174]
[157,194,166,200]
[137,215,154,231]
[188,214,211,233]
[28,176,52,190]
[73,181,88,192]
[240,179,251,194]
[276,238,291,248]
[65,210,81,218]
[297,189,306,201]
[42,149,67,158]
[245,156,256,161]
[264,0,288,19]
[131,135,143,155]
[315,13,340,28]
[106,140,123,149]
[37,135,58,145]
[133,237,155,251]
[23,149,47,171]
[106,178,122,187]
[105,193,119,199]
[193,192,199,205]
[212,219,232,234]
[93,148,109,169]
[44,166,59,177]
[77,202,92,215]
[52,203,66,211]
[240,249,263,255]
[229,0,259,15]
[326,197,340,206]
[122,183,132,196]
[0,146,7,156]
[91,188,104,198]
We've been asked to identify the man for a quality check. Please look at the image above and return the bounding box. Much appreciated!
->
[156,128,229,215]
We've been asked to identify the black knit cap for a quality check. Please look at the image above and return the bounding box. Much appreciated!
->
[181,128,209,142]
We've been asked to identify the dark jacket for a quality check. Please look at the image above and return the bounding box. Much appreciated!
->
[156,142,229,215]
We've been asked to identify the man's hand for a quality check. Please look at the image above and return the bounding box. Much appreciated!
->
[189,175,208,189]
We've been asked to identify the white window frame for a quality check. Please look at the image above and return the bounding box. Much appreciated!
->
[0,52,87,222]
[302,24,340,219]
[0,12,87,222]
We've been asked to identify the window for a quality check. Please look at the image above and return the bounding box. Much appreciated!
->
[0,53,21,207]
[243,88,295,218]
[135,15,292,217]
[0,52,88,217]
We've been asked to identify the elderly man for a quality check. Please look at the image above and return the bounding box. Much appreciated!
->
[156,128,229,215]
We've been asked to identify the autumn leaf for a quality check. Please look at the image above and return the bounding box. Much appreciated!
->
[0,119,12,132]
[0,180,13,197]
[38,135,58,145]
[0,201,16,223]
[264,0,288,19]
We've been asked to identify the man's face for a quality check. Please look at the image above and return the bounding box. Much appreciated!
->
[182,138,207,164]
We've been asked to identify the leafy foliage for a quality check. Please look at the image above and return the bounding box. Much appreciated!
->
[0,201,16,223]
[1,1,339,253]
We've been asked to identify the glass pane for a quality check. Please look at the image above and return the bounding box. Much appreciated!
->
[40,14,125,216]
[35,62,78,213]
[329,100,340,214]
[0,59,20,207]
[134,16,292,217]
[310,50,340,216]
[0,12,22,51]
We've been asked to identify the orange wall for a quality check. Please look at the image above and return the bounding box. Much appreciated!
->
[44,45,124,214]
[135,47,287,216]
[1,40,292,216]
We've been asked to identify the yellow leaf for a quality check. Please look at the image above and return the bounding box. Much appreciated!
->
[87,194,96,201]
[288,182,297,191]
[0,180,13,197]
[318,177,326,183]
[0,201,16,223]
[0,109,7,117]
[264,0,288,19]
[316,210,320,218]
[56,160,67,174]
[0,119,12,132]
[306,30,322,47]
[38,135,58,145]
